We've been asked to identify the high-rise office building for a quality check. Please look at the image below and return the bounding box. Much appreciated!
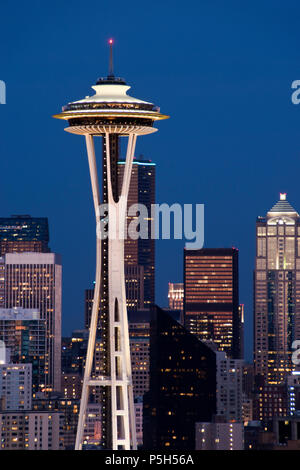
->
[0,308,46,394]
[0,410,64,450]
[143,306,216,450]
[2,253,62,392]
[254,194,300,384]
[255,383,287,422]
[0,215,49,255]
[118,157,156,308]
[195,421,244,450]
[168,282,184,310]
[128,310,150,399]
[0,363,32,411]
[184,248,240,358]
[215,351,243,422]
[125,265,144,312]
[32,394,79,450]
[134,397,143,447]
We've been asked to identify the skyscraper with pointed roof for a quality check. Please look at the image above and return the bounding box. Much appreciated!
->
[254,193,300,385]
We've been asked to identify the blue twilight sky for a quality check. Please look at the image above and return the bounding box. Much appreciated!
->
[0,0,300,361]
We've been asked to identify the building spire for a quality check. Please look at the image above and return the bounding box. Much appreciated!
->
[108,38,114,78]
[94,38,127,85]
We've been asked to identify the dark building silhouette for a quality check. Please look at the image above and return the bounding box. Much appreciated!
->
[143,306,216,450]
[62,331,89,375]
[0,215,50,254]
[184,248,240,358]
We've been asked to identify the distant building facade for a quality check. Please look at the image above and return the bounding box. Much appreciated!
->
[129,310,150,399]
[0,215,49,255]
[0,308,46,394]
[184,248,240,358]
[1,253,62,392]
[215,351,243,422]
[195,421,244,450]
[0,410,64,450]
[32,395,79,450]
[0,364,32,410]
[168,282,184,310]
[254,194,300,384]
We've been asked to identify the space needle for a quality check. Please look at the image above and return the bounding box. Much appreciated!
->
[53,40,168,450]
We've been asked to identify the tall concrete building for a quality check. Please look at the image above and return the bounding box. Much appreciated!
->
[1,253,62,392]
[254,194,300,384]
[0,410,64,450]
[118,158,156,308]
[0,215,49,255]
[128,310,150,399]
[32,395,79,450]
[195,421,244,450]
[184,248,240,358]
[215,351,243,422]
[0,363,32,410]
[125,265,144,312]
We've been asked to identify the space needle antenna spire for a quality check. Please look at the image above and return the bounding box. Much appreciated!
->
[108,38,114,78]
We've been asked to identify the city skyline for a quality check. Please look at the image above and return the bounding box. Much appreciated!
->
[1,1,300,364]
[1,0,300,452]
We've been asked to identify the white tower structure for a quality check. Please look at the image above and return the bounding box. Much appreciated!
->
[54,41,168,450]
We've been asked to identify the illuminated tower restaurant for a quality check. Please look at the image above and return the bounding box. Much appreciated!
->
[254,193,300,385]
[53,41,168,450]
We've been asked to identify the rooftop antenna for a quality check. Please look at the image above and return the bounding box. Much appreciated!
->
[108,38,114,78]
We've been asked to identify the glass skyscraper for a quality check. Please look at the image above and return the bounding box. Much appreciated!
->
[0,308,46,394]
[2,253,62,393]
[0,215,49,255]
[254,194,300,385]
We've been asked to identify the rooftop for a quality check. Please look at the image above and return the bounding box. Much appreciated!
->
[267,193,299,216]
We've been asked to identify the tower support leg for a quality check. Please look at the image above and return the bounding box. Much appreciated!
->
[106,132,137,450]
[75,132,137,450]
[75,135,101,450]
